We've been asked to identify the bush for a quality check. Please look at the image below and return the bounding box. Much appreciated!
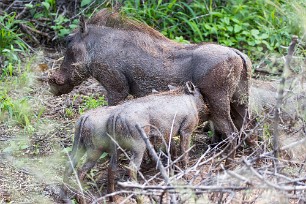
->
[122,0,304,61]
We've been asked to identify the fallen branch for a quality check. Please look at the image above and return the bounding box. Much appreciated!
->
[118,181,249,192]
[19,23,51,39]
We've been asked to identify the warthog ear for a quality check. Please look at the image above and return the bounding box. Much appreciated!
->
[185,81,196,94]
[79,15,88,36]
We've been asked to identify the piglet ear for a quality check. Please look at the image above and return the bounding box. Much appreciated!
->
[185,81,196,94]
[79,15,88,35]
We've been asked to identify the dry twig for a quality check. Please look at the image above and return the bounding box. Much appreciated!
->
[273,35,298,172]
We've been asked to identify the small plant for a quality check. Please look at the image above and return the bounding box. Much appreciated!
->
[0,90,14,118]
[207,130,214,138]
[65,107,75,119]
[0,92,34,128]
[79,95,108,114]
[0,13,27,77]
[263,122,272,142]
[173,36,190,44]
[83,95,107,109]
[63,95,107,118]
[51,15,79,38]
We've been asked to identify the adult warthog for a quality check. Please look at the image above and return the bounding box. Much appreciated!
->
[49,9,252,165]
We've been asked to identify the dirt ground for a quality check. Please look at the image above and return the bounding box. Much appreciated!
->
[0,51,306,204]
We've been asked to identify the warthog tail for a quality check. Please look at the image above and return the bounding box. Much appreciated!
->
[64,115,89,179]
[71,115,89,160]
[231,48,252,74]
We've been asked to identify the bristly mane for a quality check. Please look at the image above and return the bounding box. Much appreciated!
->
[87,8,171,41]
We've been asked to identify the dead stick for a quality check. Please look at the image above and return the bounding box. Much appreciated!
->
[19,23,51,38]
[273,35,298,171]
[136,124,170,184]
[118,181,248,191]
[18,24,40,45]
[135,124,177,204]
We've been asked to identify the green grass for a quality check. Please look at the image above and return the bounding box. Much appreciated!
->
[0,56,41,131]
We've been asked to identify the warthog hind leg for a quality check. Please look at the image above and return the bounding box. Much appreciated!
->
[210,101,238,168]
[78,149,103,181]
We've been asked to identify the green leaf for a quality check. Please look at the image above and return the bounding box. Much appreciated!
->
[210,12,223,17]
[227,26,233,32]
[223,17,230,25]
[167,0,177,9]
[251,29,260,37]
[42,2,50,10]
[260,33,269,39]
[34,13,44,19]
[173,36,190,44]
[157,0,162,7]
[241,31,250,36]
[100,152,108,159]
[20,144,29,150]
[7,63,13,76]
[247,41,256,46]
[204,23,212,30]
[81,0,93,7]
[234,25,242,33]
[59,29,70,37]
[69,24,78,29]
[231,17,240,24]
[25,3,34,8]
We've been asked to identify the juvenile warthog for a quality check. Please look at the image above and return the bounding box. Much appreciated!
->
[49,9,252,165]
[250,79,306,124]
[63,82,207,202]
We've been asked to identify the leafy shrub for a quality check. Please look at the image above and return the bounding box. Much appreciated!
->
[25,0,79,39]
[122,0,304,61]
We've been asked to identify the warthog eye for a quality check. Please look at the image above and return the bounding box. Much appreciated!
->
[48,75,55,83]
[64,34,74,46]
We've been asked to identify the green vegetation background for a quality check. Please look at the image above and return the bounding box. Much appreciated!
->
[0,2,305,202]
